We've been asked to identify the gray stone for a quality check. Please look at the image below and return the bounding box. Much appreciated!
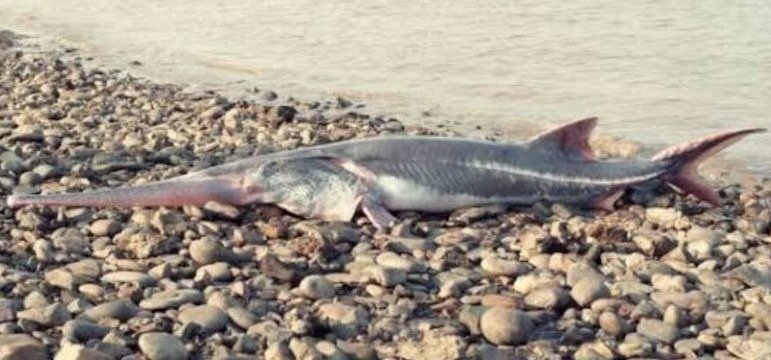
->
[316,303,369,339]
[566,263,604,287]
[227,307,258,330]
[365,265,406,287]
[438,275,471,299]
[0,299,19,322]
[100,271,156,288]
[66,260,102,281]
[459,306,487,335]
[0,334,48,360]
[189,239,243,265]
[139,290,203,310]
[148,263,172,279]
[17,303,70,327]
[138,332,188,360]
[637,318,680,344]
[195,262,233,282]
[298,275,335,299]
[479,307,533,345]
[674,338,703,357]
[178,305,228,332]
[203,201,240,220]
[81,300,139,321]
[62,320,109,342]
[289,337,323,360]
[524,287,570,310]
[375,252,419,272]
[23,291,49,309]
[53,344,111,360]
[599,311,625,336]
[480,257,530,277]
[570,278,610,306]
[88,219,121,237]
[645,208,685,228]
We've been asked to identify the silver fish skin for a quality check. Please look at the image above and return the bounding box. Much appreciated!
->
[6,118,766,231]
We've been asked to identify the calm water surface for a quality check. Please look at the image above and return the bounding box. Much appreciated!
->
[0,0,769,174]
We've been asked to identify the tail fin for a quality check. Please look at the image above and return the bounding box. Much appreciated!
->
[651,128,766,205]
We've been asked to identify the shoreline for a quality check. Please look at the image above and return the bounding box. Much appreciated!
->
[3,27,767,182]
[1,31,770,359]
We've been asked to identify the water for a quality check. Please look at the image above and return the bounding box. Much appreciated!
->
[1,0,769,175]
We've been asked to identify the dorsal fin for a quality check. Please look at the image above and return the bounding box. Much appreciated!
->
[526,117,598,160]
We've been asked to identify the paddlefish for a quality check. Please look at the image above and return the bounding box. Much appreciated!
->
[6,118,765,231]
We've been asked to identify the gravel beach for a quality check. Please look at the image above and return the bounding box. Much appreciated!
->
[1,34,770,360]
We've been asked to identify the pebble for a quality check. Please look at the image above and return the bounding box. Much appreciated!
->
[513,272,561,294]
[24,291,49,309]
[0,151,25,173]
[62,320,109,342]
[599,311,625,336]
[138,332,188,360]
[651,273,687,292]
[0,334,48,360]
[637,318,680,344]
[195,262,233,282]
[54,344,111,360]
[148,263,172,279]
[189,239,243,265]
[297,275,335,299]
[480,257,530,277]
[88,219,121,237]
[566,263,604,286]
[0,299,17,322]
[81,300,139,321]
[480,294,522,309]
[316,303,369,339]
[100,271,156,288]
[645,207,686,228]
[364,265,406,287]
[178,305,229,332]
[570,277,610,306]
[575,341,615,360]
[227,307,258,329]
[138,289,203,310]
[17,303,70,327]
[202,201,240,220]
[259,254,298,282]
[524,287,570,310]
[437,274,471,299]
[375,252,419,272]
[663,304,686,326]
[479,307,533,345]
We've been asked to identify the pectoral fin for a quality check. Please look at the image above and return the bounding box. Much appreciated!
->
[360,197,397,231]
[590,188,626,211]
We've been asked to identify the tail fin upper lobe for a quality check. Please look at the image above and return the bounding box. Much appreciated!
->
[652,128,766,205]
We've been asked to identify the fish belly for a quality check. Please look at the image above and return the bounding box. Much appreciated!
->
[375,175,496,212]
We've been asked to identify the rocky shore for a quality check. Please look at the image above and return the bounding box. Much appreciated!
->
[1,36,770,360]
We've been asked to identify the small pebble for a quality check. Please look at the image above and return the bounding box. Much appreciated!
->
[479,307,533,345]
[138,332,189,360]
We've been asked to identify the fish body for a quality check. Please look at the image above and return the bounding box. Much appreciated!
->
[7,118,765,231]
